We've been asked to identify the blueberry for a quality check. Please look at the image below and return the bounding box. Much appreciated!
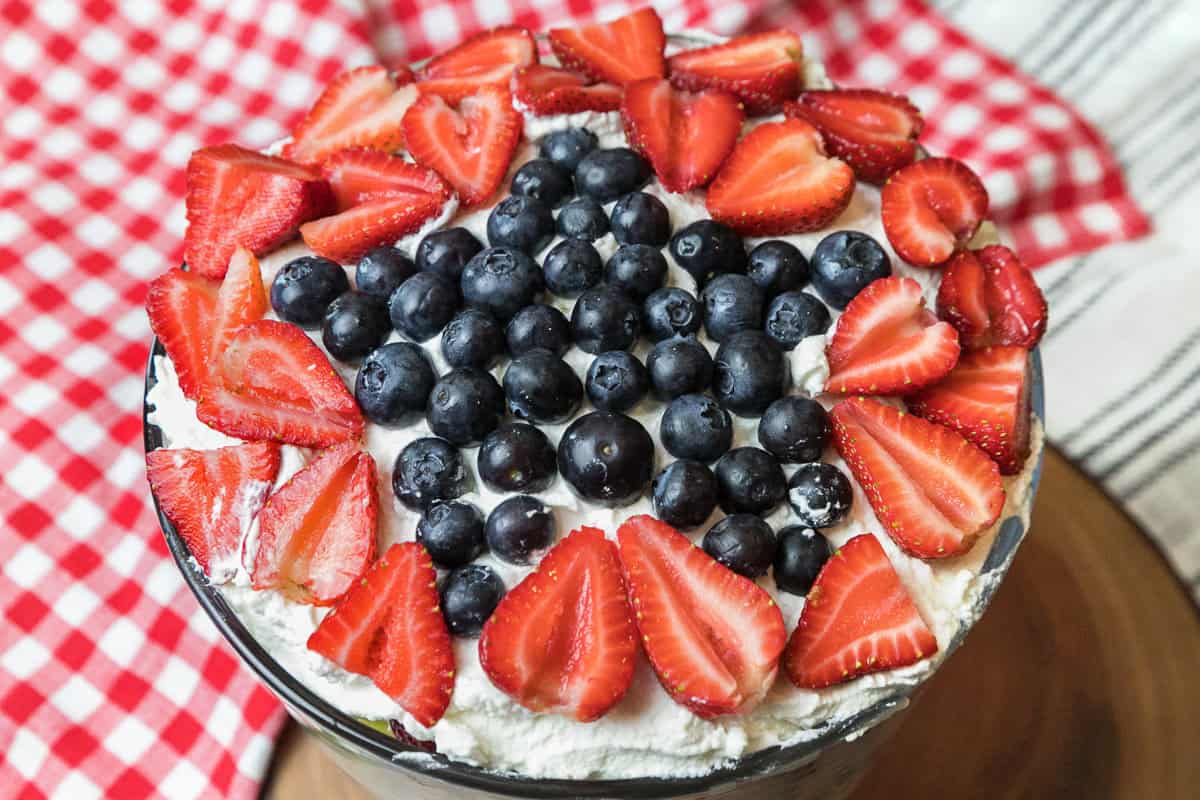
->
[810,231,891,309]
[440,564,505,637]
[556,197,610,242]
[652,460,718,529]
[271,256,349,328]
[647,336,713,400]
[389,271,460,342]
[393,437,468,510]
[477,422,557,493]
[354,342,435,424]
[605,244,668,301]
[764,291,831,350]
[417,501,484,568]
[542,238,603,297]
[505,303,570,357]
[660,393,733,464]
[511,158,573,208]
[558,411,654,506]
[747,240,809,298]
[758,397,831,463]
[426,367,505,446]
[416,227,483,281]
[702,273,764,342]
[773,526,832,596]
[787,462,853,528]
[322,291,390,362]
[486,495,556,565]
[668,220,746,288]
[610,192,671,247]
[487,195,555,255]
[540,127,598,172]
[503,349,583,424]
[575,147,652,203]
[713,331,788,417]
[461,247,544,322]
[570,286,640,354]
[441,308,504,369]
[356,246,415,299]
[585,350,649,412]
[703,514,776,578]
[714,447,787,515]
[643,287,701,341]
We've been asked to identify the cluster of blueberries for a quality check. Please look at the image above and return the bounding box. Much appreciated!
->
[268,127,893,636]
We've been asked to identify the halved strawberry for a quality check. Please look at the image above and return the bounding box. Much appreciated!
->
[548,8,666,87]
[418,26,536,104]
[146,441,280,582]
[479,527,637,722]
[667,29,802,115]
[615,515,787,718]
[706,119,855,236]
[308,542,455,727]
[211,246,268,360]
[937,245,1048,350]
[880,157,989,267]
[785,89,923,184]
[831,397,1005,559]
[252,441,377,605]
[282,66,416,165]
[825,276,961,395]
[321,148,452,210]
[146,268,218,400]
[785,534,937,689]
[512,64,623,115]
[185,144,331,279]
[621,78,743,193]
[402,85,522,208]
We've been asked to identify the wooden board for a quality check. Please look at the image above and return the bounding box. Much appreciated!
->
[263,448,1200,799]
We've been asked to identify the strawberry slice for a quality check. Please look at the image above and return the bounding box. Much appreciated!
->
[667,29,802,115]
[908,345,1032,475]
[418,26,536,104]
[881,157,989,267]
[937,245,1048,350]
[706,119,855,236]
[282,66,416,165]
[512,64,623,115]
[479,527,637,722]
[621,78,743,193]
[147,441,280,582]
[615,515,787,718]
[785,89,923,184]
[402,85,522,208]
[831,397,1005,559]
[825,276,961,395]
[321,147,451,210]
[308,542,455,727]
[548,8,666,87]
[211,246,268,360]
[252,441,377,605]
[785,534,938,689]
[146,268,218,401]
[185,144,331,279]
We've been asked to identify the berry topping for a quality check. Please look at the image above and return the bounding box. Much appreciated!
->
[542,238,604,296]
[461,246,544,322]
[441,308,504,369]
[146,269,218,402]
[322,291,390,363]
[609,191,672,247]
[417,26,536,103]
[354,342,436,425]
[772,526,832,596]
[785,89,923,184]
[418,501,486,569]
[758,396,831,463]
[283,66,414,165]
[539,127,599,173]
[510,158,574,208]
[210,247,270,371]
[605,243,668,300]
[548,8,666,86]
[660,393,733,464]
[643,287,702,342]
[356,246,415,299]
[505,303,571,357]
[487,195,556,254]
[477,422,558,494]
[440,564,506,638]
[393,437,469,511]
[651,460,719,530]
[747,240,809,299]
[647,336,714,400]
[389,271,461,343]
[512,64,623,116]
[702,273,765,342]
[427,367,505,446]
[271,255,350,328]
[936,245,1048,351]
[667,29,803,115]
[714,447,788,516]
[880,157,989,267]
[810,230,892,310]
[787,462,853,528]
[485,495,557,566]
[503,349,584,424]
[570,286,641,354]
[416,227,484,282]
[668,219,748,288]
[555,197,610,243]
[703,514,777,578]
[585,350,650,413]
[764,291,831,350]
[713,330,788,417]
[574,147,653,203]
[558,411,655,506]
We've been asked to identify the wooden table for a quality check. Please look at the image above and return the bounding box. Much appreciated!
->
[263,448,1200,799]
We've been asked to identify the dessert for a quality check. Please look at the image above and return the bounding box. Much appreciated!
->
[144,8,1048,782]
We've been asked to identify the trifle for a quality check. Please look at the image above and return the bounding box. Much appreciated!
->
[143,7,1048,794]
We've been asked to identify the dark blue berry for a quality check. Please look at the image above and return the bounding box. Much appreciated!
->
[388,271,459,342]
[477,422,557,494]
[570,286,640,354]
[505,303,570,357]
[714,447,787,516]
[652,460,718,530]
[558,411,654,506]
[271,256,349,328]
[758,397,831,463]
[461,246,544,322]
[356,247,415,299]
[610,191,671,247]
[416,227,483,281]
[713,330,788,417]
[585,351,649,412]
[426,367,504,446]
[810,230,891,309]
[503,349,583,424]
[668,220,746,288]
[747,240,809,298]
[605,244,668,301]
[556,197,609,242]
[322,291,390,362]
[417,501,484,568]
[441,309,503,369]
[440,564,505,637]
[486,495,556,565]
[487,195,555,254]
[354,342,435,425]
[764,291,831,350]
[393,437,468,510]
[511,158,573,208]
[787,462,853,528]
[542,238,603,297]
[703,514,776,578]
[660,394,732,464]
[540,127,598,173]
[643,287,701,341]
[702,273,764,342]
[647,336,713,400]
[773,526,832,596]
[574,147,652,203]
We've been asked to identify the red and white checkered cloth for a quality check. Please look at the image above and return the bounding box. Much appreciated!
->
[0,1,1147,798]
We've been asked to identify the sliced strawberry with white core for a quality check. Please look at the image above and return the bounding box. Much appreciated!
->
[938,245,1048,350]
[881,157,989,267]
[282,66,415,165]
[512,64,623,115]
[667,29,802,115]
[146,268,218,401]
[548,8,666,87]
[211,246,268,361]
[418,26,537,104]
[321,148,451,210]
[785,89,923,184]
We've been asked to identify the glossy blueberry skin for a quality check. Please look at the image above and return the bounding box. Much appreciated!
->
[570,286,641,354]
[511,158,573,208]
[605,244,668,301]
[702,273,765,342]
[485,495,556,565]
[271,256,350,328]
[417,501,485,568]
[426,367,505,446]
[461,247,544,323]
[610,191,671,247]
[487,195,556,255]
[703,514,777,578]
[542,238,604,298]
[440,564,505,637]
[558,411,654,506]
[787,462,854,528]
[668,220,747,288]
[354,342,436,425]
[416,227,484,282]
[764,291,831,350]
[643,287,702,342]
[574,147,652,203]
[660,393,733,464]
[746,240,809,298]
[647,336,714,400]
[713,330,788,417]
[505,303,571,357]
[322,291,391,363]
[393,437,468,510]
[540,127,598,173]
[810,230,892,309]
[477,422,557,494]
[388,271,460,343]
[356,247,416,299]
[714,447,787,516]
[556,197,610,242]
[652,460,719,530]
[758,396,831,463]
[585,350,649,413]
[773,526,832,596]
[502,349,583,424]
[440,309,504,369]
